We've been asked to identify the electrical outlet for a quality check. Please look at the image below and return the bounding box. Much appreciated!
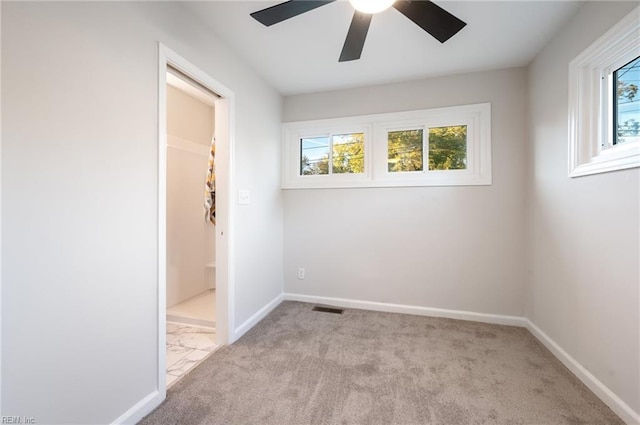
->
[238,190,250,205]
[297,268,305,280]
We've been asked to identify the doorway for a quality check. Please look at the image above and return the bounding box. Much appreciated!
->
[158,44,234,395]
[165,69,216,329]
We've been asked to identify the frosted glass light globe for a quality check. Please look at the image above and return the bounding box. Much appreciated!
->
[348,0,395,14]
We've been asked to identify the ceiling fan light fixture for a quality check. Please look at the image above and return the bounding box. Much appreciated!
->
[250,0,467,62]
[348,0,395,14]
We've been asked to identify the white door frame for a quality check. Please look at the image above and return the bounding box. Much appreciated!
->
[157,43,235,396]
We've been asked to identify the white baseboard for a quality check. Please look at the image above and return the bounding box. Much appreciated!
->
[111,390,164,425]
[166,314,216,329]
[111,294,284,424]
[283,293,638,425]
[233,293,284,341]
[282,293,527,327]
[111,294,638,425]
[526,320,640,425]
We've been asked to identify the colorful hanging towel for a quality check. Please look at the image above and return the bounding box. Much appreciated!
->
[204,137,216,225]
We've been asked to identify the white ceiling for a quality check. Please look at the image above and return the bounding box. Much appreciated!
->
[182,1,583,95]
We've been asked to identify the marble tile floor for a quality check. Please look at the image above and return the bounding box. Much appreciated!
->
[166,322,218,388]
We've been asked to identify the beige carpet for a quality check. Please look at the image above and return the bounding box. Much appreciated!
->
[141,301,623,425]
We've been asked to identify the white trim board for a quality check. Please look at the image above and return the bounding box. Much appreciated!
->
[167,70,218,107]
[282,293,526,327]
[282,293,638,424]
[567,6,640,178]
[155,41,236,423]
[121,295,282,425]
[233,294,284,341]
[282,103,492,189]
[0,1,4,414]
[159,42,236,345]
[167,134,209,157]
[525,320,640,425]
[110,390,163,425]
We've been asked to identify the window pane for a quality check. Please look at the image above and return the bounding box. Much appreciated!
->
[429,126,467,170]
[388,129,423,172]
[332,133,364,174]
[300,136,329,175]
[614,56,640,145]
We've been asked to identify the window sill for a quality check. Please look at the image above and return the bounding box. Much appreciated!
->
[282,173,491,189]
[569,142,640,177]
[567,6,640,178]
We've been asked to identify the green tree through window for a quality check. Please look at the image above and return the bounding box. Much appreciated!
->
[300,133,364,175]
[387,126,467,172]
[332,133,364,174]
[429,125,467,170]
[388,129,423,172]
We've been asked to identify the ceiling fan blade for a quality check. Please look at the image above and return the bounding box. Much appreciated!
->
[393,0,466,43]
[251,0,336,27]
[339,11,373,62]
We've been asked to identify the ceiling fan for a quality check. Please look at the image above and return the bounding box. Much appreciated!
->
[250,0,466,62]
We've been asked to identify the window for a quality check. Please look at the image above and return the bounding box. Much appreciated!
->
[613,56,640,146]
[428,125,467,170]
[300,136,329,175]
[388,129,424,172]
[386,126,468,173]
[568,7,640,177]
[331,133,365,174]
[300,133,365,175]
[282,103,491,189]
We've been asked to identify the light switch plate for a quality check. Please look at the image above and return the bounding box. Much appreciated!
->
[238,190,250,205]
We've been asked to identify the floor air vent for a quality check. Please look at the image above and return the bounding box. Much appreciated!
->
[312,306,344,314]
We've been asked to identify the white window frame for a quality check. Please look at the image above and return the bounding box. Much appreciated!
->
[568,6,640,177]
[283,121,373,188]
[282,103,491,189]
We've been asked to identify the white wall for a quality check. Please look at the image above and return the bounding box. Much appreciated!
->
[527,1,640,417]
[167,85,214,147]
[167,140,209,307]
[1,2,282,423]
[282,68,527,316]
[166,86,215,307]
